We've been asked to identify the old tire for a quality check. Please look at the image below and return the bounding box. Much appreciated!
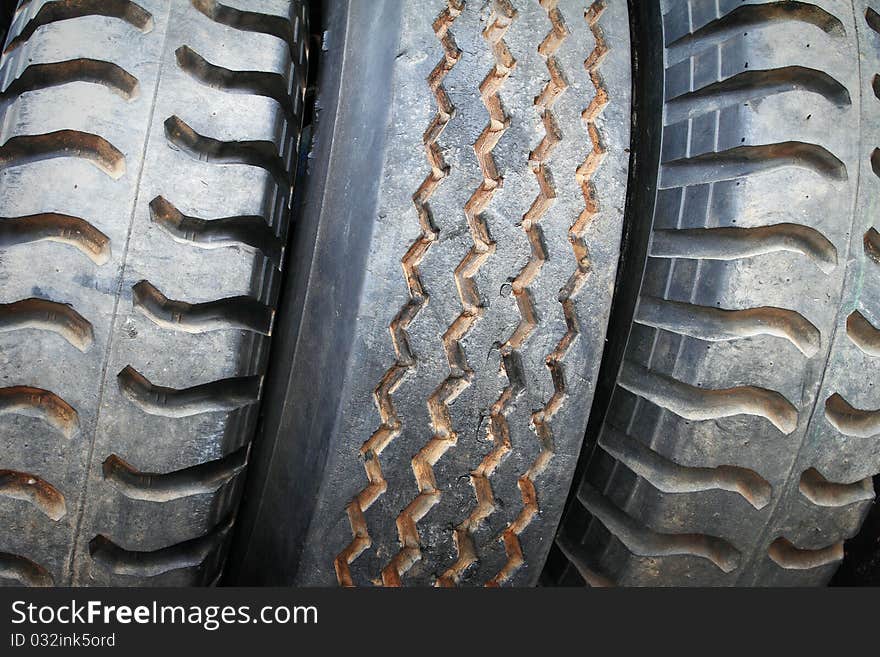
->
[0,0,308,586]
[231,0,633,586]
[551,0,880,586]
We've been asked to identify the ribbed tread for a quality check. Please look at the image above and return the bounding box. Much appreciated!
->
[380,0,512,588]
[488,0,614,589]
[333,0,463,588]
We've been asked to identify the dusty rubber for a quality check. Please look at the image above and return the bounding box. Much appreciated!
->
[231,0,633,586]
[551,0,880,586]
[0,0,308,586]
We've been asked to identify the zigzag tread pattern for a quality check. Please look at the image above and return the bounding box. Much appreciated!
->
[490,0,609,586]
[333,0,463,587]
[437,0,573,588]
[438,0,539,587]
[379,0,513,587]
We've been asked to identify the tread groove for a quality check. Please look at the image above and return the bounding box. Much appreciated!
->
[164,115,288,187]
[798,468,874,507]
[88,518,232,578]
[0,213,110,265]
[600,427,772,509]
[5,0,153,54]
[0,470,66,520]
[116,365,261,418]
[148,196,282,267]
[102,447,247,502]
[867,7,880,35]
[0,386,79,438]
[618,361,798,434]
[664,66,851,124]
[0,130,125,179]
[0,552,53,586]
[665,2,845,64]
[0,298,93,351]
[132,280,273,335]
[824,393,880,437]
[1,58,139,101]
[659,142,848,188]
[864,227,880,264]
[635,296,820,357]
[175,46,294,120]
[870,148,880,179]
[578,483,741,573]
[553,533,615,587]
[846,310,880,356]
[650,224,837,274]
[768,537,843,570]
[190,0,296,53]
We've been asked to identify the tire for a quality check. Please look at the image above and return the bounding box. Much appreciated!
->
[231,0,634,586]
[551,0,880,586]
[0,0,308,586]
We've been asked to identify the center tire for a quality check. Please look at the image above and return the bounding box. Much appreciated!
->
[231,0,633,586]
[234,0,880,588]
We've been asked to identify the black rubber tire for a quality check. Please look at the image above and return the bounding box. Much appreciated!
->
[230,0,633,586]
[551,0,880,586]
[0,0,307,586]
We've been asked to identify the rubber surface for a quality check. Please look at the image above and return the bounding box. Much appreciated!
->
[0,0,307,586]
[552,0,880,586]
[231,0,633,586]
